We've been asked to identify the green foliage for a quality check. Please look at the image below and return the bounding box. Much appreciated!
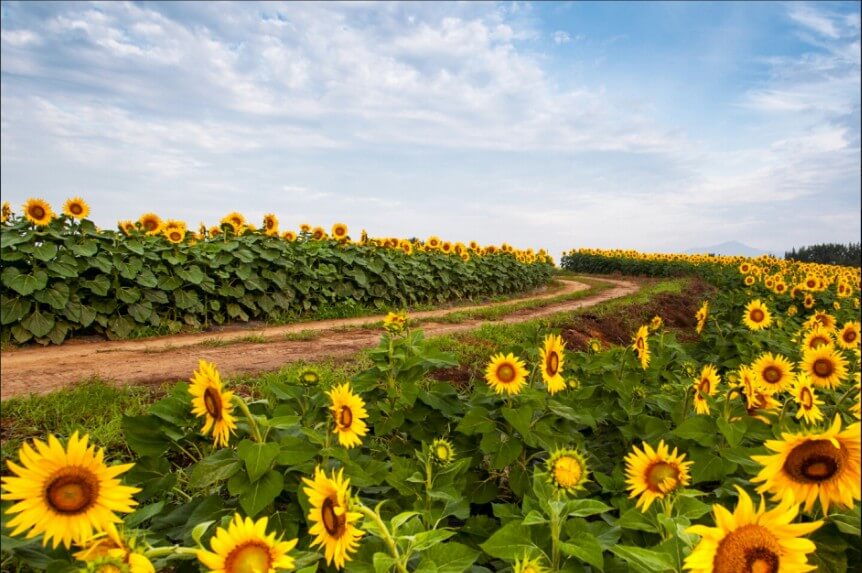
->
[785,242,861,268]
[0,216,552,345]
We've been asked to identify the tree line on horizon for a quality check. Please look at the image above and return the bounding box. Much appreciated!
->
[784,242,861,267]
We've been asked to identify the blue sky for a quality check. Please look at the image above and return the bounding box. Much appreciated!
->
[1,1,859,258]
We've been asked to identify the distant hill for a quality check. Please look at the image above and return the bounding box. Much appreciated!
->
[683,241,770,257]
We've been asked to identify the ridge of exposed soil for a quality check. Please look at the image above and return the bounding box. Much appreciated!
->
[0,277,638,399]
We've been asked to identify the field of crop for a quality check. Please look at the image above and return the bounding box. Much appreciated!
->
[0,199,552,346]
[1,207,861,573]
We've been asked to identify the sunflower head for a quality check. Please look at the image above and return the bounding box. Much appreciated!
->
[301,466,365,569]
[624,440,692,511]
[752,416,861,513]
[695,301,709,334]
[684,487,822,573]
[484,352,529,396]
[792,374,824,425]
[1,201,11,223]
[801,325,834,351]
[539,334,567,394]
[802,345,848,390]
[1,432,140,549]
[262,213,279,236]
[22,198,54,226]
[546,448,589,496]
[631,325,650,370]
[331,222,349,240]
[743,299,772,331]
[62,197,90,220]
[692,364,720,415]
[197,513,297,573]
[751,352,794,394]
[837,321,861,350]
[118,220,136,236]
[649,315,663,331]
[163,221,186,245]
[430,438,456,465]
[188,360,237,448]
[74,522,154,573]
[138,213,162,235]
[383,311,408,334]
[327,383,368,449]
[299,368,320,385]
[513,553,548,573]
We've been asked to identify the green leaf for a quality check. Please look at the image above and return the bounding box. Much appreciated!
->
[373,552,397,573]
[122,415,172,457]
[3,267,48,296]
[276,437,319,465]
[32,242,58,261]
[521,510,548,525]
[415,542,479,573]
[239,469,284,517]
[124,501,165,528]
[189,450,242,489]
[33,282,70,310]
[501,406,535,445]
[406,529,455,552]
[610,545,676,573]
[691,447,736,483]
[456,406,495,435]
[618,508,659,533]
[69,240,98,257]
[716,417,747,447]
[672,416,716,447]
[82,274,111,296]
[559,532,604,571]
[236,440,281,483]
[21,308,55,337]
[479,521,538,560]
[830,506,861,536]
[491,436,522,469]
[46,255,79,278]
[1,296,31,325]
[174,289,200,310]
[565,499,613,517]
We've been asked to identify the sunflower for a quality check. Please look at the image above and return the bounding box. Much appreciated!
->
[311,226,327,240]
[189,360,237,448]
[1,432,140,549]
[383,311,407,334]
[683,487,822,573]
[801,345,848,390]
[836,321,861,350]
[282,230,297,241]
[163,222,186,244]
[197,514,297,573]
[1,201,11,223]
[485,352,529,396]
[539,334,567,394]
[693,364,720,415]
[299,368,320,385]
[441,241,453,254]
[546,448,589,495]
[631,325,650,370]
[118,220,136,236]
[751,416,861,513]
[220,213,244,235]
[787,304,798,317]
[22,198,54,226]
[398,240,413,255]
[851,374,861,420]
[802,293,815,309]
[301,466,364,569]
[695,301,708,334]
[299,223,312,233]
[513,554,547,573]
[331,222,348,241]
[808,310,836,331]
[431,438,455,465]
[751,352,794,395]
[649,315,663,331]
[138,213,163,235]
[263,213,279,236]
[327,383,368,449]
[426,236,441,249]
[209,226,222,237]
[59,196,90,220]
[74,522,154,573]
[792,374,824,425]
[801,325,834,351]
[742,299,772,331]
[624,440,692,512]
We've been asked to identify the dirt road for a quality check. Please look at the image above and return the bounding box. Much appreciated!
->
[0,277,638,399]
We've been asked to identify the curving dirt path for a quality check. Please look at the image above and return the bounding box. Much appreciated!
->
[0,277,638,399]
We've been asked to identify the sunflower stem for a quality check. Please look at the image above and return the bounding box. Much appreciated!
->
[144,545,199,559]
[356,504,409,573]
[549,509,562,571]
[234,396,264,443]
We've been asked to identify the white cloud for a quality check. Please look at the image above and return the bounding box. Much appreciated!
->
[553,30,571,44]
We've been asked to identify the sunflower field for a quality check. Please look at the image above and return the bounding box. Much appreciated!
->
[0,199,552,346]
[2,242,861,573]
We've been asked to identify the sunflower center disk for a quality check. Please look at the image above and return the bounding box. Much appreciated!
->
[321,497,346,537]
[31,206,45,218]
[436,445,450,460]
[547,352,560,376]
[712,525,781,573]
[784,439,846,483]
[698,379,711,395]
[203,388,223,420]
[338,406,353,429]
[813,359,833,377]
[497,365,516,383]
[762,367,781,384]
[810,336,829,348]
[646,462,679,492]
[844,331,857,343]
[553,456,582,488]
[45,470,99,514]
[750,309,764,322]
[225,541,272,573]
[800,388,813,409]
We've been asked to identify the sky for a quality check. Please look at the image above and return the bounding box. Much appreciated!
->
[1,1,860,259]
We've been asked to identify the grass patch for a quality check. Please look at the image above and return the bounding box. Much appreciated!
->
[282,329,322,342]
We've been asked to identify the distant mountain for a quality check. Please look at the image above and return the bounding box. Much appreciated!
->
[683,241,770,257]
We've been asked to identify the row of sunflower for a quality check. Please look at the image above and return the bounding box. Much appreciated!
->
[2,252,861,572]
[1,198,553,345]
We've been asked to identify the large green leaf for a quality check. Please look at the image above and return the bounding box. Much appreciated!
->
[239,469,284,517]
[2,267,48,296]
[236,440,281,483]
[479,521,538,560]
